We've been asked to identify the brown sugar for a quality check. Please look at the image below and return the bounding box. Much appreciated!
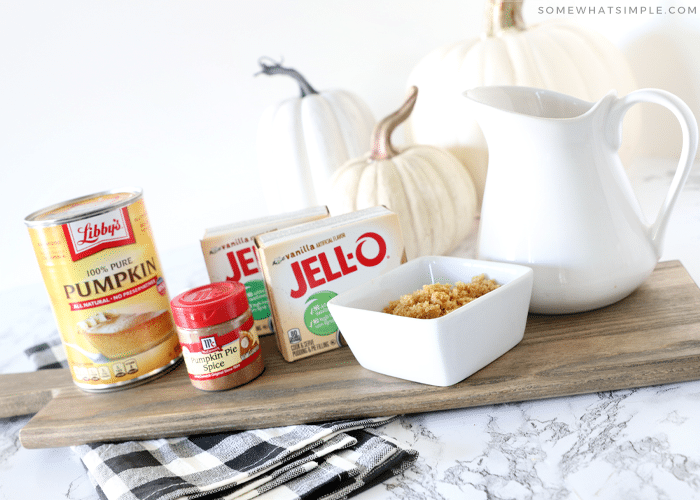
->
[383,274,500,319]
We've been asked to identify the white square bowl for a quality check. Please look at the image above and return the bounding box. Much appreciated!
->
[327,256,534,387]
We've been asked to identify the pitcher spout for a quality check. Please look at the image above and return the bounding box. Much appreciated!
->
[464,85,610,122]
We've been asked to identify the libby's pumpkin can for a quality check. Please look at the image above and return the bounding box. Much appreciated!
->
[24,188,182,391]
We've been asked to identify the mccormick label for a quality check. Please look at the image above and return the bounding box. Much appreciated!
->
[178,318,260,382]
[200,206,329,337]
[256,206,406,362]
[25,189,182,391]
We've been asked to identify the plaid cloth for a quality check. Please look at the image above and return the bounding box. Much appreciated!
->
[25,338,417,500]
[24,337,69,370]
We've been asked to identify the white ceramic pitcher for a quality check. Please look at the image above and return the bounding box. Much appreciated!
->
[465,86,698,314]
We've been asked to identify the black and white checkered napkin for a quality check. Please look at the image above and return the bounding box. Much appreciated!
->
[25,337,68,370]
[25,339,417,500]
[74,417,415,500]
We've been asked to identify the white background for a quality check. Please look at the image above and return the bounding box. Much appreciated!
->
[2,0,699,292]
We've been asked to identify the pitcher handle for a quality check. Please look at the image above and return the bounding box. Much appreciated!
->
[606,89,698,255]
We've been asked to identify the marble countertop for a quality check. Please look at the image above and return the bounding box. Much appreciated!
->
[2,157,699,499]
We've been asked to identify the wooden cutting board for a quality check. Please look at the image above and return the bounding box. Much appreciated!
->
[15,260,700,449]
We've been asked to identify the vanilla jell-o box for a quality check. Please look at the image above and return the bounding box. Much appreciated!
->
[255,206,406,362]
[201,206,330,336]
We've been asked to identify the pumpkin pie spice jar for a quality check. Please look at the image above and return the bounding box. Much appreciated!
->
[170,282,264,391]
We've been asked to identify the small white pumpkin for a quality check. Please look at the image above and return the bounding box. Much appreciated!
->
[405,0,640,204]
[329,87,477,261]
[256,58,375,214]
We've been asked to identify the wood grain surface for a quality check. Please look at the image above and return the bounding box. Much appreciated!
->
[17,260,700,449]
[0,369,74,418]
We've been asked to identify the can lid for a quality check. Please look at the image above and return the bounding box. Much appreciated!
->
[170,282,250,329]
[24,187,143,227]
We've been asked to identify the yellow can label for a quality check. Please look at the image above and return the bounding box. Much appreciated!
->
[28,196,182,390]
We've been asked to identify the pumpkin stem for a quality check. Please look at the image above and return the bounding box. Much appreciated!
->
[255,56,319,97]
[370,86,418,161]
[483,0,525,36]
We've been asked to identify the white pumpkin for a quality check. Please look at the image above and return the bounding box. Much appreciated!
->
[405,0,640,204]
[256,58,375,214]
[329,87,477,261]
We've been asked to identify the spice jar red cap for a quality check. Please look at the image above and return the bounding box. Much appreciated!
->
[170,281,249,329]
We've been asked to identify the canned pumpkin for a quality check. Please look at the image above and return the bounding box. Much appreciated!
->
[24,187,182,391]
